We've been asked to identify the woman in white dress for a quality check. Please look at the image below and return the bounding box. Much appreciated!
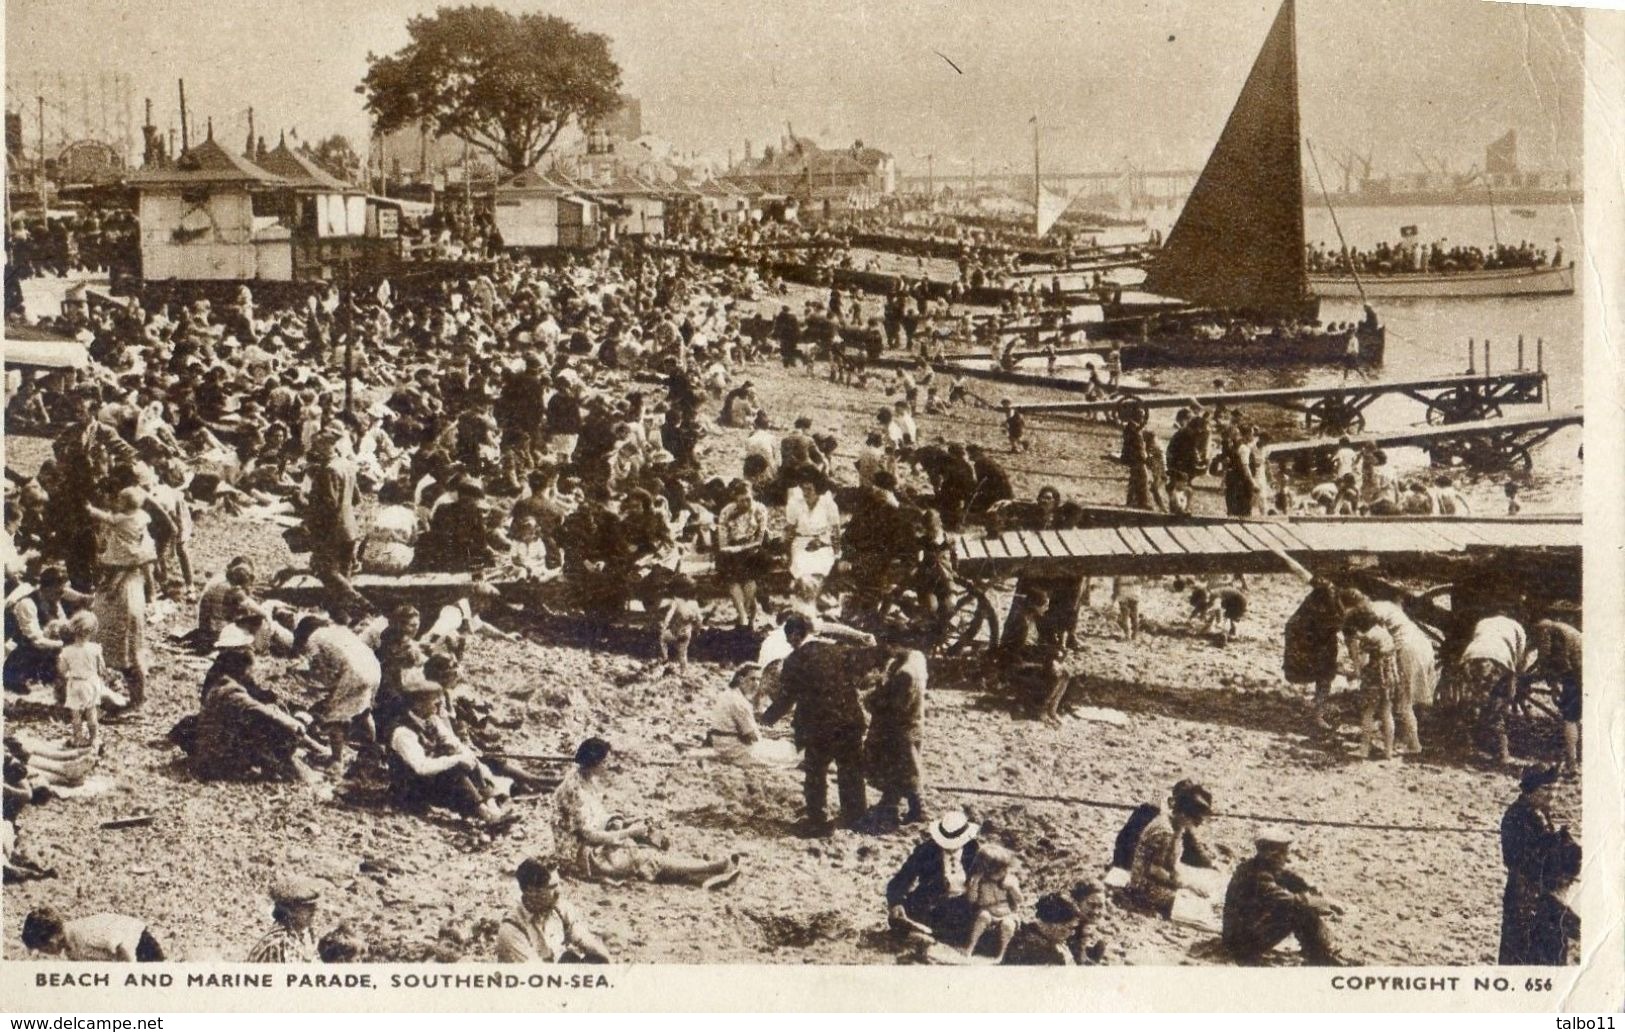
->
[706,665,799,768]
[783,471,841,603]
[1339,588,1437,755]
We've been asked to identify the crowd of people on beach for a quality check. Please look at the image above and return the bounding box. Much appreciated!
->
[4,208,139,284]
[2,231,1581,968]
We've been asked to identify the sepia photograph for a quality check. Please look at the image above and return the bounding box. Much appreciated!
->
[1,0,1620,1013]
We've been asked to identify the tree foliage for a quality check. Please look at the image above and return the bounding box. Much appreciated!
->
[359,5,622,175]
[304,134,363,182]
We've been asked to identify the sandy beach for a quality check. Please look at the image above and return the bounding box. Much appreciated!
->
[2,329,1578,966]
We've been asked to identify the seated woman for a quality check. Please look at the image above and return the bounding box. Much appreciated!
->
[505,514,562,584]
[552,737,740,888]
[385,670,513,829]
[1124,779,1217,917]
[717,384,758,429]
[706,665,800,768]
[371,605,426,736]
[714,479,771,629]
[179,556,260,652]
[783,470,841,605]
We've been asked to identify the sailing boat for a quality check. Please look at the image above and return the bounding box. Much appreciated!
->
[1097,0,1386,369]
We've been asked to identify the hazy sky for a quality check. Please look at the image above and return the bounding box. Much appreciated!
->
[5,0,1586,177]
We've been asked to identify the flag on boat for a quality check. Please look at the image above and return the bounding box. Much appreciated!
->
[1035,186,1070,238]
[1399,225,1419,238]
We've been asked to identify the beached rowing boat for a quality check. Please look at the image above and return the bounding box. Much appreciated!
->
[1308,262,1575,299]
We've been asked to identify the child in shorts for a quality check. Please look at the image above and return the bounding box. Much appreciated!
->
[1112,576,1142,641]
[1002,400,1029,453]
[964,843,1023,960]
[57,612,107,747]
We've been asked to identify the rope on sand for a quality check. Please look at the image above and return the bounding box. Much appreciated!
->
[929,784,1499,836]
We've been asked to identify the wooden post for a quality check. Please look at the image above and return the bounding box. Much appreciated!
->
[178,79,188,152]
[1467,339,1475,374]
[1483,339,1490,375]
[1539,339,1549,410]
[1517,335,1525,370]
[342,259,354,414]
[35,96,46,214]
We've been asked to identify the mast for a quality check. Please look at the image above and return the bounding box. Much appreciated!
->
[1306,138,1367,306]
[1032,116,1040,237]
[36,95,47,214]
[1486,174,1501,249]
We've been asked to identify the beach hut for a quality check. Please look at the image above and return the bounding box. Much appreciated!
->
[126,135,294,281]
[493,169,599,249]
[597,173,667,239]
[256,139,393,280]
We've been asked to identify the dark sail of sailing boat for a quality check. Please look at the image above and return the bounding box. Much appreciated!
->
[1140,0,1306,314]
[1094,0,1386,369]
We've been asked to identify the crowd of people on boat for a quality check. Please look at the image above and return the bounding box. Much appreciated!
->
[659,218,1119,311]
[1,234,1580,968]
[1305,238,1564,276]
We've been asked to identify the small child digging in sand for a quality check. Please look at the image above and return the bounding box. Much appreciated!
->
[658,575,705,672]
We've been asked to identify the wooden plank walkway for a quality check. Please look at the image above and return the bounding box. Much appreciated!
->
[1261,412,1582,460]
[952,516,1581,578]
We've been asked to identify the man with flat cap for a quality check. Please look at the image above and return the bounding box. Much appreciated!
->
[495,858,612,963]
[247,876,325,963]
[1221,828,1348,966]
[1499,763,1573,964]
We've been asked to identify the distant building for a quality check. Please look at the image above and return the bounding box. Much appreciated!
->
[722,133,895,220]
[597,96,642,143]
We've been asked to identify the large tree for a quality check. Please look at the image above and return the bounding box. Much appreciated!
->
[304,134,363,182]
[359,5,622,176]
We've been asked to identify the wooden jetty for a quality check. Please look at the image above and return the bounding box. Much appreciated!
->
[1262,412,1582,470]
[952,515,1580,579]
[1013,370,1550,433]
[863,352,1161,397]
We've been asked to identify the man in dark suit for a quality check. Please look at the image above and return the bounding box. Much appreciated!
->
[761,615,868,835]
[773,305,801,368]
[885,810,981,947]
